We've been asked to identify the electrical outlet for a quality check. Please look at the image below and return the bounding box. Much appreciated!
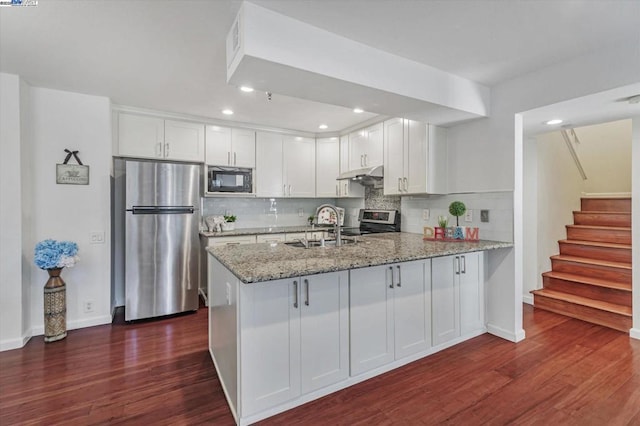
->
[298,208,304,217]
[481,210,490,222]
[90,231,104,244]
[464,209,473,222]
[422,209,430,220]
[83,300,95,313]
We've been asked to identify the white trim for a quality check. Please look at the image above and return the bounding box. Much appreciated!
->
[630,328,640,340]
[487,323,526,343]
[522,294,534,305]
[580,192,632,198]
[0,332,32,352]
[30,315,112,336]
[210,348,239,424]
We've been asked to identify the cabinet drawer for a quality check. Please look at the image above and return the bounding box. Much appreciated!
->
[256,234,286,243]
[209,235,256,247]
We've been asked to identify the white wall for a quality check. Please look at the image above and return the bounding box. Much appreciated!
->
[0,73,31,351]
[576,119,632,194]
[28,87,112,335]
[446,41,640,342]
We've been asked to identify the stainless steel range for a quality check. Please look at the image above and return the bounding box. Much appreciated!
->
[343,209,401,235]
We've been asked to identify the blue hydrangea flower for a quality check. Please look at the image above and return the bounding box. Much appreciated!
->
[34,239,79,270]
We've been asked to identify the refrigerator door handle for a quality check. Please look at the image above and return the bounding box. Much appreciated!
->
[128,206,195,215]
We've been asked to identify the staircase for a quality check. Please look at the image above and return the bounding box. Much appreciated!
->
[531,197,632,332]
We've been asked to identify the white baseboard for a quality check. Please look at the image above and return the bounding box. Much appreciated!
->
[522,294,534,305]
[581,192,631,198]
[0,331,32,352]
[630,328,640,340]
[487,323,526,343]
[31,315,112,336]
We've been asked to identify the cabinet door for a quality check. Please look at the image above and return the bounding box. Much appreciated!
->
[300,271,349,394]
[431,256,461,346]
[118,113,164,159]
[383,118,404,195]
[256,132,284,197]
[350,265,395,376]
[393,261,431,359]
[240,278,301,415]
[460,252,484,334]
[339,135,350,174]
[283,136,316,197]
[405,119,427,194]
[205,125,232,165]
[316,138,340,197]
[348,130,367,170]
[365,122,384,167]
[231,128,256,168]
[164,120,205,162]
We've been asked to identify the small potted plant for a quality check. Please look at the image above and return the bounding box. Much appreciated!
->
[437,215,449,228]
[449,201,466,227]
[307,215,316,226]
[222,214,237,231]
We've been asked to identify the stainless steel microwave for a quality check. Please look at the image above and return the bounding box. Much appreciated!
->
[207,166,253,194]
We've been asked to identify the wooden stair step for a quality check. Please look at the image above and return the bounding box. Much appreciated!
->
[566,225,631,245]
[542,271,631,307]
[531,289,631,332]
[581,197,631,213]
[573,211,631,227]
[559,239,632,263]
[550,255,631,284]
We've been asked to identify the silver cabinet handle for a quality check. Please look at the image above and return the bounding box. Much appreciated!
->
[283,184,287,196]
[304,279,310,306]
[461,255,466,274]
[156,142,163,157]
[364,154,368,166]
[360,154,364,167]
[398,178,402,192]
[397,265,401,287]
[165,143,170,158]
[288,185,292,196]
[293,280,299,308]
[389,266,394,288]
[455,256,460,275]
[228,151,231,165]
[344,182,348,196]
[403,177,408,191]
[336,184,339,196]
[226,242,240,246]
[234,152,237,165]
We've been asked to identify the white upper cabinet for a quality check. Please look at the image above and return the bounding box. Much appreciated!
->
[316,137,340,198]
[283,136,316,197]
[256,131,285,197]
[206,126,255,168]
[256,132,316,197]
[118,113,204,162]
[339,135,350,174]
[383,118,447,195]
[348,122,383,170]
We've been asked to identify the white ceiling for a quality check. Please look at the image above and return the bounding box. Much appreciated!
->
[1,0,639,134]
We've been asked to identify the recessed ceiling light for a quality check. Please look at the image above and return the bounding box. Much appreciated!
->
[319,124,328,130]
[353,108,364,114]
[222,109,234,115]
[240,86,254,93]
[545,119,563,125]
[330,137,338,140]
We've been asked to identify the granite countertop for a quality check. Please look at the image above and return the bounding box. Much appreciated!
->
[200,225,334,238]
[208,232,513,283]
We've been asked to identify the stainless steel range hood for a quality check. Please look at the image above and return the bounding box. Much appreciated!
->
[337,165,383,186]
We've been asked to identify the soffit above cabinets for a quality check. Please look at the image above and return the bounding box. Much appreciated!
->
[227,2,490,127]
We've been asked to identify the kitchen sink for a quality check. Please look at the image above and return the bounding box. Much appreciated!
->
[285,238,358,248]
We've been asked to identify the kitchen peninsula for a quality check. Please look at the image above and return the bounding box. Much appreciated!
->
[207,232,511,425]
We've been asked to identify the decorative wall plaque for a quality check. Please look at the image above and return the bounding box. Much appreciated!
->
[56,149,89,185]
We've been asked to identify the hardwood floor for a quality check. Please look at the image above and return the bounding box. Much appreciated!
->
[1,305,639,425]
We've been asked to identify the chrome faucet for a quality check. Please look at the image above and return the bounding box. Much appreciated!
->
[316,204,342,247]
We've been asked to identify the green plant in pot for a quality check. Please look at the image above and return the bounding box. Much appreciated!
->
[437,215,449,228]
[308,215,316,226]
[448,201,466,226]
[222,214,237,231]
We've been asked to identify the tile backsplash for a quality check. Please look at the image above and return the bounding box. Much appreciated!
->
[401,192,513,242]
[202,197,335,229]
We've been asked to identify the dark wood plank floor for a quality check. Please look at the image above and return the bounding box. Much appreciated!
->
[1,304,639,425]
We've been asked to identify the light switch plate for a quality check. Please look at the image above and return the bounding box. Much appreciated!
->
[422,209,430,220]
[481,210,490,222]
[298,208,304,217]
[464,210,473,222]
[90,231,104,244]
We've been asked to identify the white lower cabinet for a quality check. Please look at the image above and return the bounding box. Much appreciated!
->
[239,271,349,416]
[432,252,484,346]
[349,260,431,376]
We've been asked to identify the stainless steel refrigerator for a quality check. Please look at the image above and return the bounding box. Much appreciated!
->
[117,159,200,321]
